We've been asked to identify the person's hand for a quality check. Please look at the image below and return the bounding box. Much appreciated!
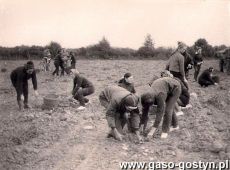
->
[34,90,39,97]
[113,128,123,141]
[214,83,218,86]
[146,127,156,140]
[183,77,188,83]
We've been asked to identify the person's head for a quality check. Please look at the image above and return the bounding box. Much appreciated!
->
[70,69,80,77]
[177,41,187,54]
[208,67,214,72]
[196,46,202,54]
[25,61,35,74]
[160,70,173,78]
[141,93,154,106]
[124,73,134,84]
[123,94,139,112]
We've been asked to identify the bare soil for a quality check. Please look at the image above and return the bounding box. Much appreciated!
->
[0,60,229,170]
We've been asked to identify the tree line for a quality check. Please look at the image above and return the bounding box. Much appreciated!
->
[0,34,228,60]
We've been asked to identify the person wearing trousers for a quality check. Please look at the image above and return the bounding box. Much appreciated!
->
[193,46,203,81]
[166,41,188,89]
[71,69,95,110]
[140,77,181,139]
[198,67,218,87]
[10,61,39,110]
[99,85,142,142]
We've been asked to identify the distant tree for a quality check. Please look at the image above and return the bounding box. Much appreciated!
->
[144,34,154,49]
[47,41,62,58]
[137,34,155,57]
[193,38,215,57]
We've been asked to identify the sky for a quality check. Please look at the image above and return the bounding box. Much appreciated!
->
[0,0,230,49]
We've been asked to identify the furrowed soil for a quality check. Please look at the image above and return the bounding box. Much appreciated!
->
[0,60,229,170]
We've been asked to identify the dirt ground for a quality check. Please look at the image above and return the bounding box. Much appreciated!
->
[0,60,229,170]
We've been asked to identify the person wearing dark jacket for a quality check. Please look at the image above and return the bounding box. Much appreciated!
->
[198,67,218,87]
[99,85,142,142]
[71,69,95,110]
[140,77,181,139]
[10,61,39,110]
[193,46,203,81]
[118,73,136,93]
[69,52,76,69]
[183,51,193,79]
[52,52,64,76]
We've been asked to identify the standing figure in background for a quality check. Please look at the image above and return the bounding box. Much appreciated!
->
[52,50,63,76]
[166,41,188,88]
[118,73,136,93]
[10,61,39,110]
[193,46,203,81]
[43,49,52,72]
[69,52,76,69]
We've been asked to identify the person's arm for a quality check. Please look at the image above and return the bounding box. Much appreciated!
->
[206,71,215,84]
[16,73,23,95]
[165,61,169,71]
[153,93,166,128]
[31,71,38,90]
[72,76,83,94]
[179,55,185,78]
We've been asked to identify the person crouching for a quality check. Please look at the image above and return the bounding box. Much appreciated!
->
[71,69,95,111]
[99,85,142,142]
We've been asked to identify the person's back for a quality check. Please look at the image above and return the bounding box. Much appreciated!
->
[167,51,185,75]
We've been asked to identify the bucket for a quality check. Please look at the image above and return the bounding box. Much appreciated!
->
[43,94,60,110]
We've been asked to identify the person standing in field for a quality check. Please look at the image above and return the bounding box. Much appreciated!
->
[140,77,181,139]
[166,41,188,88]
[52,50,63,76]
[99,85,142,142]
[10,61,39,110]
[69,51,76,69]
[118,73,136,93]
[193,46,203,81]
[42,49,52,72]
[71,69,95,111]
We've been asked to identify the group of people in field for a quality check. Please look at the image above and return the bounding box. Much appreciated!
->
[10,41,229,143]
[40,48,76,76]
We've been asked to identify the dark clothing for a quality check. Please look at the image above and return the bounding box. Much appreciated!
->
[53,54,64,76]
[193,53,203,81]
[99,86,140,132]
[10,66,37,108]
[141,77,181,133]
[70,55,76,69]
[183,52,193,78]
[198,69,215,87]
[174,77,190,107]
[219,58,225,72]
[72,74,94,106]
[118,78,136,93]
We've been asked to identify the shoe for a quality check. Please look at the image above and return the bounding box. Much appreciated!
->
[170,126,179,132]
[85,100,91,106]
[24,104,31,109]
[161,133,168,139]
[176,111,184,116]
[76,106,86,111]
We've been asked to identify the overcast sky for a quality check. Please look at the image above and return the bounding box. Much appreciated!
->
[0,0,229,49]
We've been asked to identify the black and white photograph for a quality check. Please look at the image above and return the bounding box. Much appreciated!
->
[0,0,230,169]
